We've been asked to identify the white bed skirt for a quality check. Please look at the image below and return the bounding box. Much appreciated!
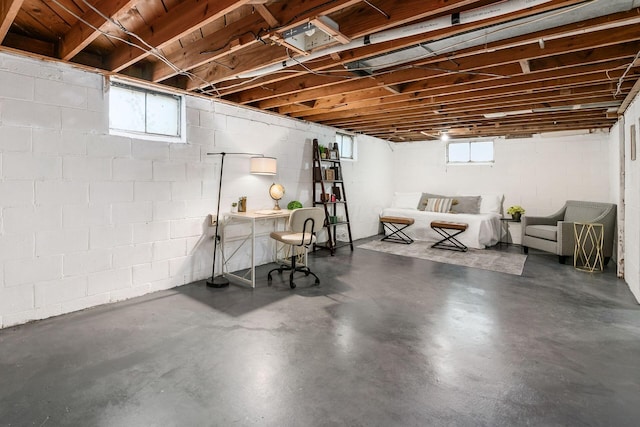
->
[380,208,501,249]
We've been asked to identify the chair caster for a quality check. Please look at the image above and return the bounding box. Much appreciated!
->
[290,282,296,289]
[314,278,320,285]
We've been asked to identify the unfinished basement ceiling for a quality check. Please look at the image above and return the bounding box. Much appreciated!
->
[2,0,640,142]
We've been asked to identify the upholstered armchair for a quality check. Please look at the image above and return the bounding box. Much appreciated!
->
[521,200,616,265]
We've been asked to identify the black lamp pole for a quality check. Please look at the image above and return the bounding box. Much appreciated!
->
[207,152,229,288]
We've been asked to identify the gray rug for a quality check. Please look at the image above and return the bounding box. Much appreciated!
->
[358,240,527,276]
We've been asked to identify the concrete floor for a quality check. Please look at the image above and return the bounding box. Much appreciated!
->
[1,239,640,426]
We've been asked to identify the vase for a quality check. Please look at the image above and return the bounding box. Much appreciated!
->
[512,212,521,222]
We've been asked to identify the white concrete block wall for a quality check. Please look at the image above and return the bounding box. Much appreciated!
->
[0,51,392,328]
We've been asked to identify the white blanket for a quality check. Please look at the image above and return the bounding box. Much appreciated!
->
[380,208,501,249]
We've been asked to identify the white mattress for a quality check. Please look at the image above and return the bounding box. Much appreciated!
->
[380,208,501,249]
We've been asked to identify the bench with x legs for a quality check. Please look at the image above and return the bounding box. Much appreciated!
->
[430,221,469,252]
[380,216,415,244]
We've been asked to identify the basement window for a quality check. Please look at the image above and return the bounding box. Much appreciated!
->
[109,81,185,143]
[335,132,356,160]
[447,140,494,164]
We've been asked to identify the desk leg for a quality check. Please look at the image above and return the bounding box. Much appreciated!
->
[250,219,256,288]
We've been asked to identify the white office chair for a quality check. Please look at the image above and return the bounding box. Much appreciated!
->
[267,207,325,289]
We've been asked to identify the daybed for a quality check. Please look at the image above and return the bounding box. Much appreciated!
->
[380,192,502,249]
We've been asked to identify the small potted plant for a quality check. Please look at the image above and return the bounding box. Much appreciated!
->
[318,145,327,159]
[507,205,525,221]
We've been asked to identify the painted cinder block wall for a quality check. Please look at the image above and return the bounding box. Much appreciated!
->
[0,51,393,328]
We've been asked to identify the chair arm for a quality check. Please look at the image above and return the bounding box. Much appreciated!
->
[557,221,577,256]
[521,215,558,227]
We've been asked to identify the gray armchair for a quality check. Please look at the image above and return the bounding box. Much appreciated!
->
[521,200,616,265]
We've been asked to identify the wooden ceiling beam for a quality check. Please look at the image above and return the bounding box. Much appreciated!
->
[188,0,539,89]
[107,0,253,72]
[0,0,24,42]
[321,86,625,126]
[332,96,620,128]
[151,14,267,82]
[254,24,640,109]
[345,115,609,135]
[375,121,615,140]
[57,0,137,61]
[254,4,278,27]
[329,0,487,39]
[153,0,362,83]
[223,3,640,103]
[213,0,588,96]
[349,103,620,132]
[291,67,622,120]
[294,65,628,122]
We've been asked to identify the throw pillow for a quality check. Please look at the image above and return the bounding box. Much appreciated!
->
[424,198,454,213]
[480,194,504,214]
[418,192,445,210]
[391,192,422,209]
[451,196,481,214]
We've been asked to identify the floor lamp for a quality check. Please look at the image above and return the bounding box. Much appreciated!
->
[206,152,277,288]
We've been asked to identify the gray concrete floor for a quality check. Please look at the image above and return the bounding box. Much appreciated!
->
[1,238,640,426]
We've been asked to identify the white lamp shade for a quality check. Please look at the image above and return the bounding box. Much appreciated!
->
[250,157,277,175]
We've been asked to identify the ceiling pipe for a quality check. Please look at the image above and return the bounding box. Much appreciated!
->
[236,0,552,80]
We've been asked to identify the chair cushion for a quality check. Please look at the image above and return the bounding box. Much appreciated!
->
[270,231,316,246]
[525,225,558,241]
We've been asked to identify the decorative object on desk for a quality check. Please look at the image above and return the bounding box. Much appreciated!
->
[506,205,525,222]
[238,196,247,213]
[231,202,238,213]
[269,183,285,210]
[329,150,338,160]
[287,200,303,210]
[205,152,277,288]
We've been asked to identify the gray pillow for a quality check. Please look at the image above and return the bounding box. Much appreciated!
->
[418,192,445,210]
[451,196,481,214]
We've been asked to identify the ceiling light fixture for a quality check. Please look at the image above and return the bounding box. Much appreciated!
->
[280,16,345,53]
[441,132,450,141]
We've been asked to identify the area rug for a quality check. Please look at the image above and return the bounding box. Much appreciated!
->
[358,240,527,276]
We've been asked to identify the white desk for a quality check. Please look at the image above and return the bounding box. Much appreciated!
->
[221,210,292,288]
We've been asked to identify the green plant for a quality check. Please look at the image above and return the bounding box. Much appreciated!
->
[287,200,303,210]
[507,205,525,215]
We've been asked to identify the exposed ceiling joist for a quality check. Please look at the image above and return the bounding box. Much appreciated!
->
[1,0,638,141]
